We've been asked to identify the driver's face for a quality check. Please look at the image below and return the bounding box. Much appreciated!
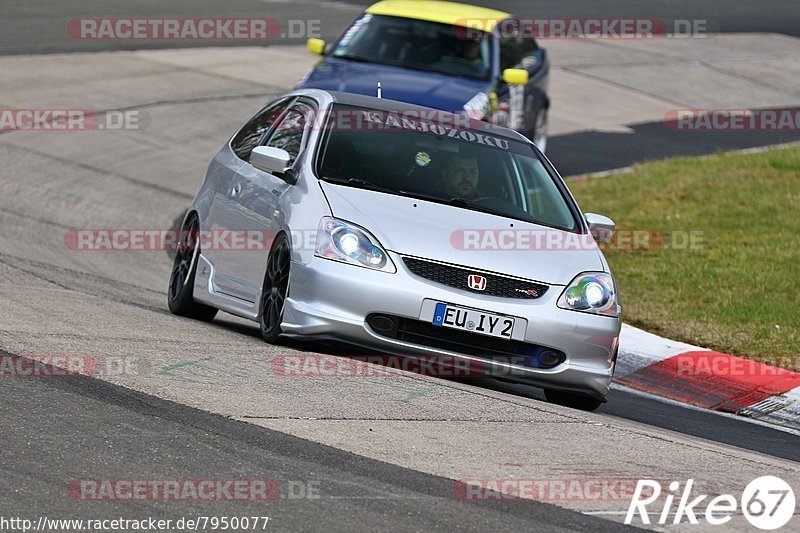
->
[463,41,481,61]
[442,156,479,198]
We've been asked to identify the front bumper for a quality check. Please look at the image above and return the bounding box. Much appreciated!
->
[282,252,620,399]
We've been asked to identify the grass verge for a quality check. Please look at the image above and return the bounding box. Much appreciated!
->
[568,146,799,366]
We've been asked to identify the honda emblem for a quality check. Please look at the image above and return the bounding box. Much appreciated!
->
[467,274,487,291]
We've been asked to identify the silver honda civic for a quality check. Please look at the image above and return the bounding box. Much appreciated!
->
[168,89,621,410]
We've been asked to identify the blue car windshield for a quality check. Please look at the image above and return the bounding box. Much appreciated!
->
[331,14,492,81]
[316,105,578,231]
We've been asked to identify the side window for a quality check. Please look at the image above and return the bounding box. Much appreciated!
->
[263,104,314,166]
[500,40,522,71]
[230,99,290,161]
[519,36,538,58]
[499,19,537,71]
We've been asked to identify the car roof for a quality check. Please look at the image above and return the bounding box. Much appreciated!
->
[321,90,528,142]
[366,0,511,31]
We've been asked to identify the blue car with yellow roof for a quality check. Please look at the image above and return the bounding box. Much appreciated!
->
[297,0,551,151]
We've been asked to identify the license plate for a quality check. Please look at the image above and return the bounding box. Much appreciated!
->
[432,302,515,340]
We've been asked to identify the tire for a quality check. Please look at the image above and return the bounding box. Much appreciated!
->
[544,389,603,411]
[521,93,548,153]
[531,107,548,153]
[258,234,291,344]
[167,214,218,321]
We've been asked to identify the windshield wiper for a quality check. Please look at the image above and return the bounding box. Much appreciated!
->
[454,197,539,222]
[407,62,446,74]
[322,177,395,194]
[447,197,502,216]
[323,180,508,217]
[396,191,504,217]
[335,54,447,75]
[335,54,383,64]
[335,50,486,78]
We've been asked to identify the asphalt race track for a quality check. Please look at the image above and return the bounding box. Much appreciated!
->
[3,0,799,174]
[1,1,799,531]
[0,361,623,531]
[2,0,799,55]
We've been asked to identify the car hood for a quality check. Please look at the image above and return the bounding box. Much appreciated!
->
[297,58,489,112]
[319,183,605,286]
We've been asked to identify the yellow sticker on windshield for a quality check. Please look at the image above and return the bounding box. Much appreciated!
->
[415,152,431,167]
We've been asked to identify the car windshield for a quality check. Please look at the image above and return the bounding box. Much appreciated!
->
[331,14,492,81]
[316,105,578,231]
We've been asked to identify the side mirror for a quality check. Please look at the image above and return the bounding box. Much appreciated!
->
[306,38,326,56]
[502,68,528,85]
[251,146,291,175]
[585,213,615,243]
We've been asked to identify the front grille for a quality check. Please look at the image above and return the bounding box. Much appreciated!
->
[402,256,548,299]
[366,314,565,369]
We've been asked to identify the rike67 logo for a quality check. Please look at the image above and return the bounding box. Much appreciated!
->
[626,476,795,529]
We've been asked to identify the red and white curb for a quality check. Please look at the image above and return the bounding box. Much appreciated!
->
[615,324,800,431]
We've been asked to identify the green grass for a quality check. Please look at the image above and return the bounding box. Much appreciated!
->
[568,146,800,366]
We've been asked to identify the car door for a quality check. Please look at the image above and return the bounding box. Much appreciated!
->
[218,100,316,303]
[207,97,294,300]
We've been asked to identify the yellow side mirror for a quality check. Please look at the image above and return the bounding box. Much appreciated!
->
[502,68,528,85]
[306,38,326,56]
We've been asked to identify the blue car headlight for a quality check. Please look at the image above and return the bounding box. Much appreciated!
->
[557,272,619,317]
[315,217,396,273]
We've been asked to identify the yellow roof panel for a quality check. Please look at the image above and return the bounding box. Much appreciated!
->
[366,0,511,31]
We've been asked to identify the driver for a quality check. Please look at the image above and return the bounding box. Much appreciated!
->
[460,39,482,65]
[454,39,487,77]
[441,153,480,198]
[433,38,487,77]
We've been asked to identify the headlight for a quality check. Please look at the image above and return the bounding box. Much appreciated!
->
[557,272,619,317]
[463,92,489,120]
[315,217,396,273]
